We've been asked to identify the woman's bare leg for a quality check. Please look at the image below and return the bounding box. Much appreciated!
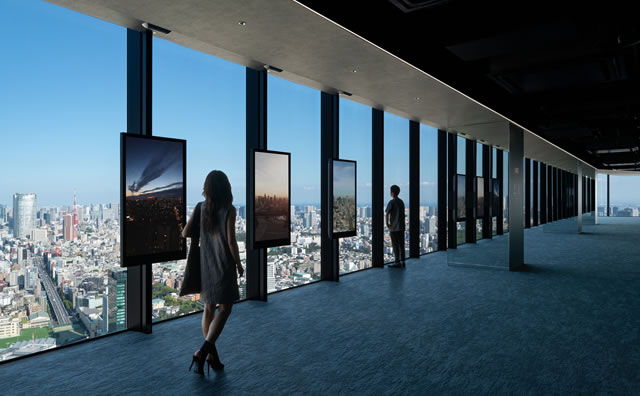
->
[205,303,233,343]
[201,304,216,338]
[195,304,216,358]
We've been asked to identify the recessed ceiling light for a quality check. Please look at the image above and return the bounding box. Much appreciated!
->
[351,69,357,73]
[141,22,171,34]
[415,97,420,100]
[264,65,283,73]
[238,21,246,26]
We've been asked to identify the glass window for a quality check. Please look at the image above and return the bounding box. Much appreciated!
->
[0,1,125,360]
[419,125,438,254]
[597,173,607,216]
[530,160,534,225]
[503,151,509,232]
[456,136,467,244]
[537,163,541,223]
[476,143,483,240]
[338,99,372,273]
[457,136,466,173]
[383,113,410,263]
[492,147,498,235]
[267,75,321,290]
[152,39,246,322]
[492,148,498,179]
[609,175,640,217]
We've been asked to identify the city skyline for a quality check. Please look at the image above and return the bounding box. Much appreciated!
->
[2,2,640,208]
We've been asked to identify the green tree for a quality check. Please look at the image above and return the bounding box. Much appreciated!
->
[152,283,177,299]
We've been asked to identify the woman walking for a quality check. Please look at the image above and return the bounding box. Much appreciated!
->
[182,170,244,375]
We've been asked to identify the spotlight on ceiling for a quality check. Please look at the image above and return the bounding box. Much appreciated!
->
[141,22,171,34]
[264,65,283,73]
[338,90,353,97]
[238,21,247,26]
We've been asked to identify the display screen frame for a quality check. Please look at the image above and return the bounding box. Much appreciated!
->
[252,149,292,249]
[456,174,466,221]
[120,133,187,267]
[492,178,500,217]
[477,176,485,218]
[329,158,357,239]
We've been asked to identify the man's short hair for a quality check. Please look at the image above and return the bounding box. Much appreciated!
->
[390,185,400,195]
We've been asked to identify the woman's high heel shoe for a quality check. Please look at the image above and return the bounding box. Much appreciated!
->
[206,346,225,371]
[189,351,206,376]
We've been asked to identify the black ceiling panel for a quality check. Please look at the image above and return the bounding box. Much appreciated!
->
[298,0,640,170]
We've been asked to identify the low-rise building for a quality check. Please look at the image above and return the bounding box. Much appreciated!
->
[0,317,20,338]
[26,312,50,329]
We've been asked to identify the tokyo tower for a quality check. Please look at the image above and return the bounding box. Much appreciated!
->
[73,192,79,240]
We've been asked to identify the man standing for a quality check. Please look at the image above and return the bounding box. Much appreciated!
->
[385,184,406,268]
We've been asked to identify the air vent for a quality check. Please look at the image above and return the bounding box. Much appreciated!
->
[389,0,451,13]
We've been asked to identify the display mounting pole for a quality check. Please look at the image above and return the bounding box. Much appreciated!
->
[126,28,153,334]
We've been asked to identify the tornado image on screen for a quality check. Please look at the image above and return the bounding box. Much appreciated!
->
[123,135,185,260]
[254,151,290,246]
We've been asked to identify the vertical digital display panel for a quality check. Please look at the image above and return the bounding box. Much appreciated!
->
[121,133,186,266]
[477,177,485,218]
[492,178,500,217]
[253,149,291,248]
[456,174,466,221]
[330,159,357,238]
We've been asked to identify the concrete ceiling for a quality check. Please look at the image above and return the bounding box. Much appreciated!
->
[47,0,596,177]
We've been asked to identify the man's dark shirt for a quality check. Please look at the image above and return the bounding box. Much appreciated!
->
[385,197,405,232]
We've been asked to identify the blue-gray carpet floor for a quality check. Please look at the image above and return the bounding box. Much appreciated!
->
[2,217,639,395]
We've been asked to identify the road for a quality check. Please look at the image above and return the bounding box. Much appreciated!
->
[35,257,72,326]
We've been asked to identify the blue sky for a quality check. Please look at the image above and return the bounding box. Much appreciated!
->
[333,161,355,197]
[0,0,125,207]
[3,1,635,209]
[254,151,288,198]
[124,136,183,197]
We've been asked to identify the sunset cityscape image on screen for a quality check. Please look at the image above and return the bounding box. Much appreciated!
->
[254,151,290,243]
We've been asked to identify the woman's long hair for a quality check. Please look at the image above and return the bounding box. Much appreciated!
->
[202,170,233,233]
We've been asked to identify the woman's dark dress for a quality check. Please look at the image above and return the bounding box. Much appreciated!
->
[199,203,239,304]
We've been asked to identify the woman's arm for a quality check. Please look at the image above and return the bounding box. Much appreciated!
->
[226,206,244,277]
[182,209,195,239]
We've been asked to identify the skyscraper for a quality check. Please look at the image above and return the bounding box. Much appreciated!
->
[102,287,109,334]
[0,204,7,224]
[63,213,74,241]
[13,193,37,239]
[267,261,276,292]
[112,269,126,331]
